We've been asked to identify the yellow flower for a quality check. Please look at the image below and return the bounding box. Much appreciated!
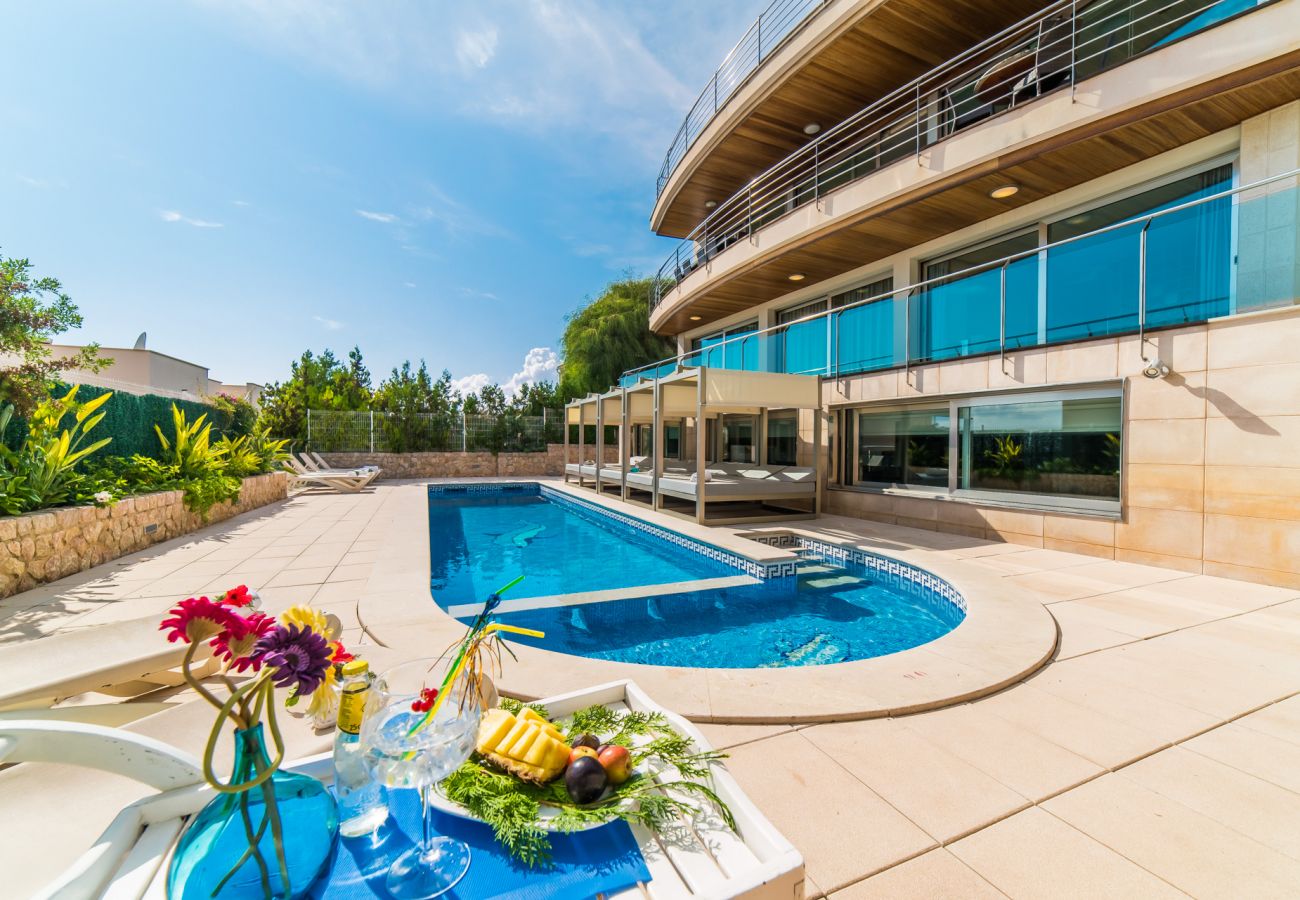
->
[280,604,330,637]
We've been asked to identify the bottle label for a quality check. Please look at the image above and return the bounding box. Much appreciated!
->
[338,685,367,735]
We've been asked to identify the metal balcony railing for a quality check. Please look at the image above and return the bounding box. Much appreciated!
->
[651,0,1274,312]
[624,168,1300,387]
[655,0,829,199]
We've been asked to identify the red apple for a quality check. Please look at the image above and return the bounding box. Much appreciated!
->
[597,744,632,784]
[569,746,599,766]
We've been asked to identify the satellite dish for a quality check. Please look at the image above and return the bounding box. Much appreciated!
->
[133,332,147,350]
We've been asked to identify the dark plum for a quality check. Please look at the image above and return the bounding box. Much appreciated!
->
[564,756,608,804]
[571,733,600,751]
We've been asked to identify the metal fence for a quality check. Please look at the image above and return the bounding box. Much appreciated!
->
[306,409,564,453]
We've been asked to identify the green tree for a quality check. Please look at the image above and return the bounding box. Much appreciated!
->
[372,362,461,451]
[258,346,373,445]
[558,276,675,401]
[511,381,559,415]
[0,253,108,414]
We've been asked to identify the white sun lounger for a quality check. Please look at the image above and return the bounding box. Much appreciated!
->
[283,459,378,492]
[0,616,215,712]
[1,679,803,900]
[305,452,379,475]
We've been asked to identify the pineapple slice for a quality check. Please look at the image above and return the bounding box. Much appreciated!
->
[476,707,571,783]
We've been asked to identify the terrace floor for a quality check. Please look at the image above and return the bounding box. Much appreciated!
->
[3,479,1299,898]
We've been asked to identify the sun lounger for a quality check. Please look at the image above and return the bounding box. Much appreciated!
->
[0,616,215,711]
[283,458,378,492]
[305,452,378,475]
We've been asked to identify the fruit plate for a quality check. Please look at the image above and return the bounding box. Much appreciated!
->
[429,780,638,832]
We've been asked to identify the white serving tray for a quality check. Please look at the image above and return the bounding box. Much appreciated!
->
[6,679,804,899]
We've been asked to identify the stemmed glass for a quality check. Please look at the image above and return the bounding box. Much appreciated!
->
[361,658,482,899]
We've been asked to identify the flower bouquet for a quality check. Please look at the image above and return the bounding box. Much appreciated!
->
[160,585,351,899]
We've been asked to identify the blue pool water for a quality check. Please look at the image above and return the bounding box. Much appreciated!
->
[428,484,965,668]
[428,485,737,605]
[491,550,965,668]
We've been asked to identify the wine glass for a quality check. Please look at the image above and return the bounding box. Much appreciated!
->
[361,658,482,899]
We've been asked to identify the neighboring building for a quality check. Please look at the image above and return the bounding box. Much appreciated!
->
[635,0,1300,587]
[39,342,263,406]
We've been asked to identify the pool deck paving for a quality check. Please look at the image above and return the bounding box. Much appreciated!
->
[2,478,1300,898]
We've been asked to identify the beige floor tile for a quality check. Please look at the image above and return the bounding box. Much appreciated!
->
[695,722,793,750]
[1122,746,1300,860]
[950,806,1187,900]
[1057,591,1223,639]
[329,562,373,582]
[1233,695,1300,746]
[1052,561,1193,589]
[1043,773,1300,899]
[901,703,1103,802]
[975,683,1168,769]
[1026,659,1219,746]
[830,849,1003,899]
[1182,723,1300,794]
[804,718,1029,843]
[264,566,335,588]
[724,732,936,892]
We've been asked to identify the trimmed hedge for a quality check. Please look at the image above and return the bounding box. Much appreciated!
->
[4,384,246,459]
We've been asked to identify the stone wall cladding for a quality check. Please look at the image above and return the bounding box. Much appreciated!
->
[0,472,288,599]
[319,444,619,479]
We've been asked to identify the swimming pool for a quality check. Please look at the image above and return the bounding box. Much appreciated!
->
[428,484,966,668]
[492,547,966,668]
[427,484,741,605]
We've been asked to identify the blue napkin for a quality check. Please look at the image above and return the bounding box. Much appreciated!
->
[314,788,650,900]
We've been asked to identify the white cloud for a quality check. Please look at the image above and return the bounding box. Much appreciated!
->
[451,347,559,400]
[455,26,498,69]
[312,315,344,330]
[190,0,698,163]
[356,209,398,223]
[452,372,492,396]
[232,199,251,207]
[459,287,498,301]
[403,281,417,288]
[502,347,559,396]
[159,209,224,228]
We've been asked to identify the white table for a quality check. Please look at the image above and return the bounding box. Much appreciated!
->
[3,679,805,899]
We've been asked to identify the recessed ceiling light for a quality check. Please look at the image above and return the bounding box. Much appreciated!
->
[1066,214,1091,226]
[689,315,702,321]
[788,273,806,282]
[704,200,717,210]
[989,184,1020,199]
[803,122,821,136]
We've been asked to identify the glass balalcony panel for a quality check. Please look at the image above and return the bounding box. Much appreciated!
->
[856,407,950,489]
[917,233,1039,362]
[776,299,829,376]
[1046,165,1232,341]
[834,277,896,376]
[958,395,1121,501]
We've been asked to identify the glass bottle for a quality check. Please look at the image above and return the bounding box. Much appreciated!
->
[333,659,390,837]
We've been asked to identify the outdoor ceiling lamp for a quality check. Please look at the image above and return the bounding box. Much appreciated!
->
[803,122,821,135]
[989,184,1020,199]
[704,200,718,209]
[689,315,702,321]
[788,273,806,281]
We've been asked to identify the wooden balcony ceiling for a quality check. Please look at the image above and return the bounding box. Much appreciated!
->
[653,59,1300,335]
[656,0,1056,238]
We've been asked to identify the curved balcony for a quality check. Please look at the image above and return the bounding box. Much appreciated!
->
[655,0,830,201]
[650,0,1282,322]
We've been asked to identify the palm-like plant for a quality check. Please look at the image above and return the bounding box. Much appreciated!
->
[155,404,227,477]
[0,387,114,513]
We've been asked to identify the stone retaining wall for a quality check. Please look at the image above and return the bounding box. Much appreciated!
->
[319,444,620,479]
[0,472,288,598]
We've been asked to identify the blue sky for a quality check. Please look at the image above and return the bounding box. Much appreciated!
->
[1,0,756,394]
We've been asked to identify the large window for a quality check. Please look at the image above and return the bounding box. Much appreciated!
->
[842,389,1122,511]
[855,407,950,489]
[719,415,757,463]
[767,413,799,466]
[958,395,1121,501]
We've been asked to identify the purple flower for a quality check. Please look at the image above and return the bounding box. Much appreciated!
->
[254,624,332,695]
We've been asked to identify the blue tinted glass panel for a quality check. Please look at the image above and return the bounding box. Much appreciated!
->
[836,298,897,374]
[918,233,1038,362]
[781,318,828,375]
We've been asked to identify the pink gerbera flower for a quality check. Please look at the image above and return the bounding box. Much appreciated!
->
[211,612,277,672]
[160,597,241,644]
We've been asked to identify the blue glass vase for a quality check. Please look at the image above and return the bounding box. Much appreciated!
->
[168,724,339,899]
